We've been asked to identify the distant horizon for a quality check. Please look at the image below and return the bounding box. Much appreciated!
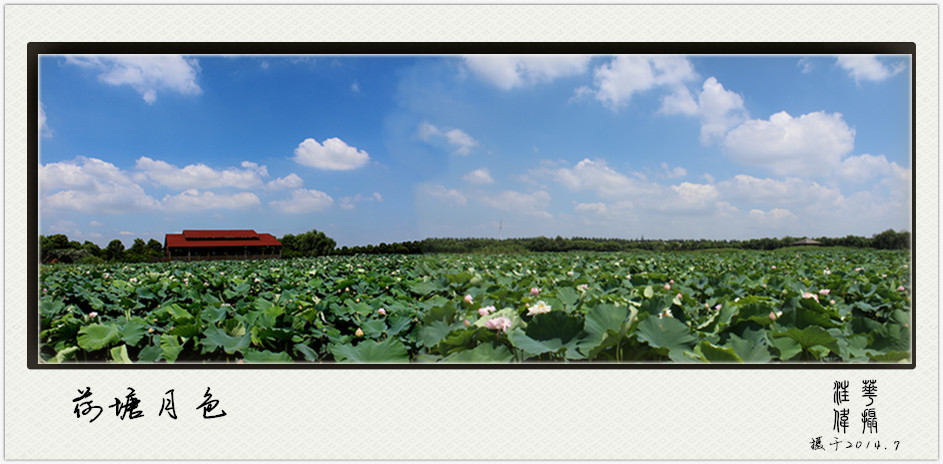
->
[39,53,912,248]
[42,228,912,249]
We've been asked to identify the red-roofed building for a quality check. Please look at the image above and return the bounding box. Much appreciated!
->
[164,230,282,261]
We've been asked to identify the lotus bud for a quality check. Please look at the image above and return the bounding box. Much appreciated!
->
[355,328,364,337]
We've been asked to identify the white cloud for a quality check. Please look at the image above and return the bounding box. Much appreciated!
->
[659,86,698,116]
[339,192,383,210]
[660,162,687,179]
[463,168,495,185]
[583,55,696,109]
[265,173,304,190]
[39,102,52,137]
[723,111,855,176]
[292,137,370,170]
[40,156,160,214]
[161,190,260,212]
[574,202,607,215]
[351,81,360,93]
[553,158,648,198]
[749,207,796,223]
[717,174,843,208]
[661,77,747,145]
[417,122,478,155]
[837,153,902,182]
[798,57,814,74]
[671,182,719,207]
[480,190,551,218]
[463,55,592,90]
[65,54,202,104]
[836,55,905,83]
[133,156,269,190]
[693,78,748,144]
[89,221,103,227]
[269,188,334,214]
[422,184,467,206]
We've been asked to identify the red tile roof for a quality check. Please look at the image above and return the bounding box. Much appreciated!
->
[165,230,282,248]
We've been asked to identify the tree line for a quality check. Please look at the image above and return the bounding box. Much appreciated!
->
[40,228,911,264]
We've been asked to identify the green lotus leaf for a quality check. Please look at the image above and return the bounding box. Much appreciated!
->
[77,324,121,351]
[636,316,696,353]
[441,343,514,363]
[330,338,409,363]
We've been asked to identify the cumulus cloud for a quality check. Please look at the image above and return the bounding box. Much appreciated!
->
[339,192,383,210]
[65,54,202,104]
[661,77,747,144]
[480,190,551,218]
[463,55,592,90]
[463,168,495,185]
[265,173,304,190]
[422,184,467,206]
[723,111,855,176]
[39,102,52,137]
[553,158,648,198]
[671,182,719,207]
[836,55,906,83]
[417,122,478,155]
[577,55,696,110]
[161,190,261,212]
[40,156,161,214]
[268,188,334,213]
[133,157,269,190]
[292,137,370,170]
[717,175,843,209]
[836,154,902,182]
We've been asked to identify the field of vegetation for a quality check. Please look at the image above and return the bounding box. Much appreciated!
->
[39,248,912,364]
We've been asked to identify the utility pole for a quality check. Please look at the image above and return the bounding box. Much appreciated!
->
[499,220,503,240]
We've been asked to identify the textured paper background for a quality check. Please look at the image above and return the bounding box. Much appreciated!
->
[4,4,938,460]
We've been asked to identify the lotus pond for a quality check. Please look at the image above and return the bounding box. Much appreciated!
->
[39,248,912,363]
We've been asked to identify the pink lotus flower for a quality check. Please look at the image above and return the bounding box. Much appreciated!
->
[88,312,98,318]
[664,283,671,290]
[669,279,675,284]
[478,305,496,316]
[464,319,471,327]
[484,316,511,332]
[377,308,387,316]
[577,284,589,291]
[830,300,836,305]
[530,287,540,296]
[818,289,830,296]
[768,311,777,321]
[676,293,682,300]
[897,285,906,292]
[464,294,473,304]
[771,265,777,270]
[801,292,820,303]
[714,304,722,310]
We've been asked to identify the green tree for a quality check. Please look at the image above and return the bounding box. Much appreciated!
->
[280,229,336,257]
[103,239,125,261]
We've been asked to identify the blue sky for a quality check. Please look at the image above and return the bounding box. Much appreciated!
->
[38,54,912,247]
